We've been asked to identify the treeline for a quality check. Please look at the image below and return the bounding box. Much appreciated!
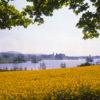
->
[0,52,100,64]
[0,52,41,64]
[0,52,67,63]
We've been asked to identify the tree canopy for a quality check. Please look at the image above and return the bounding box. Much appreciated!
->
[0,0,100,39]
[0,0,31,29]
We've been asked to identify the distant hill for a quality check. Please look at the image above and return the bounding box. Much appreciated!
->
[0,51,100,63]
[0,52,41,63]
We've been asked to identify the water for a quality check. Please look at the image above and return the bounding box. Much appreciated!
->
[0,59,87,70]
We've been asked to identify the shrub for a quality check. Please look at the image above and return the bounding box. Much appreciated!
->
[60,62,66,68]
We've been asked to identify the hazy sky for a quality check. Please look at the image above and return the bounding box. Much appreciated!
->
[0,0,100,56]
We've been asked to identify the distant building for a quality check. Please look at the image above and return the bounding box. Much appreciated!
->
[55,53,65,60]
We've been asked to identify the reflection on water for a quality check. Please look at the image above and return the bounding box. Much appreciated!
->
[0,59,99,70]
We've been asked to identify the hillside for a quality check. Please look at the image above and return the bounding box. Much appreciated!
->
[0,66,100,100]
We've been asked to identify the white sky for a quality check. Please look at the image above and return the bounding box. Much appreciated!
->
[0,0,100,56]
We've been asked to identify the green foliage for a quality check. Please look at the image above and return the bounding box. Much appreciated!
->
[0,0,32,29]
[79,62,92,67]
[0,0,100,39]
[24,0,100,39]
[79,56,94,67]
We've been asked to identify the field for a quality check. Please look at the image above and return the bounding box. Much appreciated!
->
[0,66,100,100]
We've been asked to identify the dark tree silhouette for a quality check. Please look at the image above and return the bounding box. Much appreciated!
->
[60,62,66,68]
[86,55,93,63]
[40,62,46,70]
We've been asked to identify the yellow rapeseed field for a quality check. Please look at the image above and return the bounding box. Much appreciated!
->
[0,66,100,100]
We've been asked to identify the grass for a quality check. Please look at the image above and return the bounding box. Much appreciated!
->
[0,65,100,100]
